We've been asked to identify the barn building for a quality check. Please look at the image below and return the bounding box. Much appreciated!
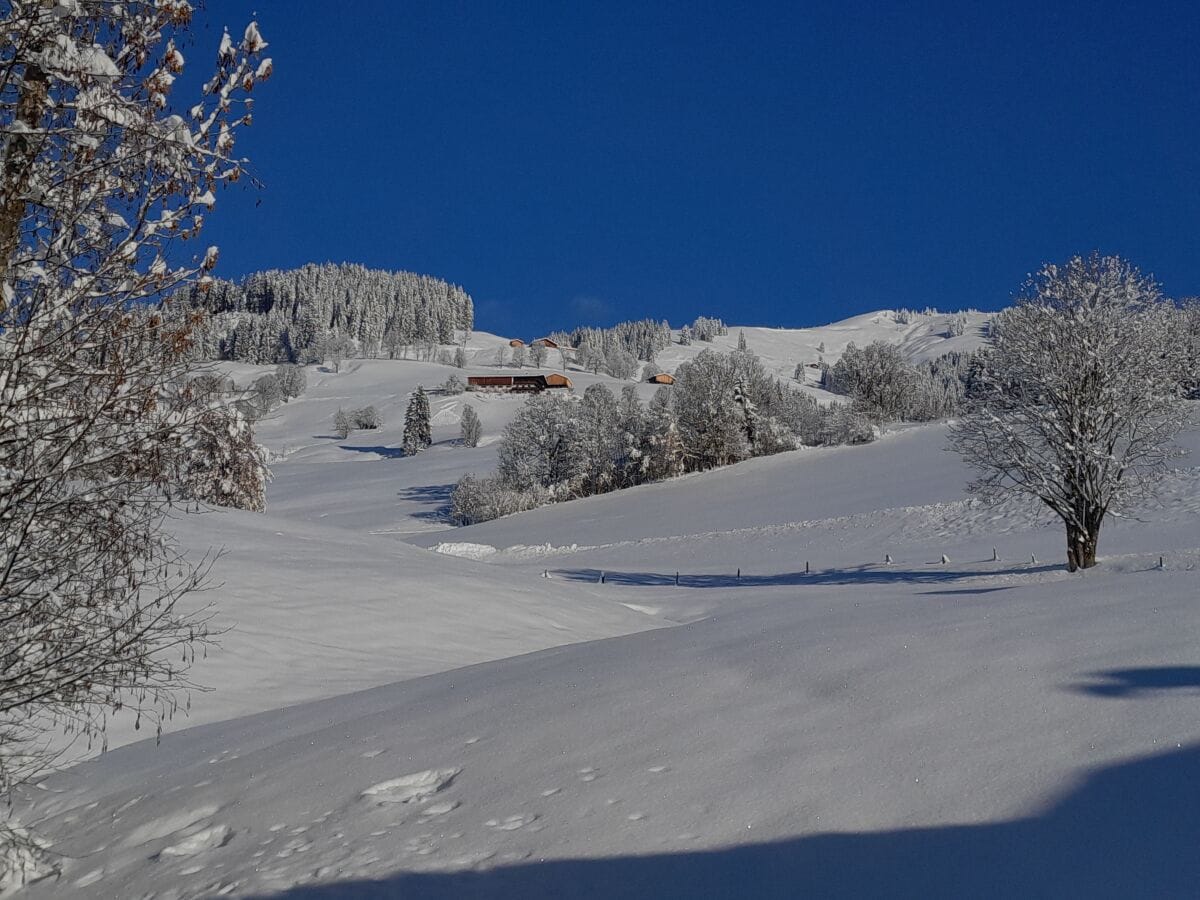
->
[532,338,560,349]
[508,339,525,347]
[646,373,675,385]
[467,374,573,393]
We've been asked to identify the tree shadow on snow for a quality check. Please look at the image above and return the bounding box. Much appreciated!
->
[552,563,1059,589]
[398,483,454,523]
[254,743,1200,899]
[339,444,406,459]
[1072,666,1200,698]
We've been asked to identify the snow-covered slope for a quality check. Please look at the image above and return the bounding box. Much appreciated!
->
[14,318,1200,899]
[653,309,992,396]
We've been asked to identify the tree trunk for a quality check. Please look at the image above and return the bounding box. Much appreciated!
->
[1065,515,1102,572]
[0,58,49,303]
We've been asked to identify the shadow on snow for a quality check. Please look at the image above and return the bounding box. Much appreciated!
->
[1072,666,1200,698]
[552,563,1060,589]
[254,742,1200,899]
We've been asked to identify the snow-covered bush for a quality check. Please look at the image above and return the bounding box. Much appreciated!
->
[449,474,548,524]
[177,400,270,512]
[353,406,382,430]
[440,374,466,395]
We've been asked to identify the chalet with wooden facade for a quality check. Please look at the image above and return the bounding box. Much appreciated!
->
[507,338,525,347]
[532,337,560,349]
[646,372,675,385]
[467,374,574,393]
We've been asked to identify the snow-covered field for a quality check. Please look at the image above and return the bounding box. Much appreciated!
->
[14,313,1200,899]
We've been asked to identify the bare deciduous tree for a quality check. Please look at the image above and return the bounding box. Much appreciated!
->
[951,255,1193,571]
[0,0,270,803]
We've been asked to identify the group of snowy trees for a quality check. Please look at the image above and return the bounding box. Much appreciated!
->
[548,318,672,364]
[689,315,728,342]
[820,342,977,422]
[450,347,877,524]
[177,263,474,364]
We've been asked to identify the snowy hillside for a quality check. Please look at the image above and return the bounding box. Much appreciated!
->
[13,315,1200,899]
[653,309,992,397]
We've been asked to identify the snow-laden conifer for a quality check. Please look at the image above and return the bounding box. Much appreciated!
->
[403,387,432,455]
[460,405,482,447]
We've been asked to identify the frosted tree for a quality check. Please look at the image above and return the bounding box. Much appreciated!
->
[679,325,693,345]
[0,0,270,807]
[510,343,527,368]
[576,384,620,494]
[494,345,507,367]
[824,340,916,421]
[671,350,751,469]
[333,408,352,439]
[496,394,579,493]
[460,404,482,447]
[530,341,548,367]
[326,332,354,372]
[275,364,307,401]
[403,387,432,455]
[177,394,269,512]
[604,346,638,379]
[251,372,283,411]
[454,345,468,369]
[737,330,748,351]
[951,255,1193,571]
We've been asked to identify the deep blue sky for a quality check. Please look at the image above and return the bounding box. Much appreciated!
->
[191,1,1200,338]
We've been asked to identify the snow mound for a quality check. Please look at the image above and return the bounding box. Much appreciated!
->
[158,823,232,858]
[361,768,461,805]
[431,541,497,560]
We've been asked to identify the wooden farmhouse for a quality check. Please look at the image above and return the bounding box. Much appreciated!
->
[646,372,675,385]
[532,337,560,349]
[508,338,525,347]
[467,374,573,393]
